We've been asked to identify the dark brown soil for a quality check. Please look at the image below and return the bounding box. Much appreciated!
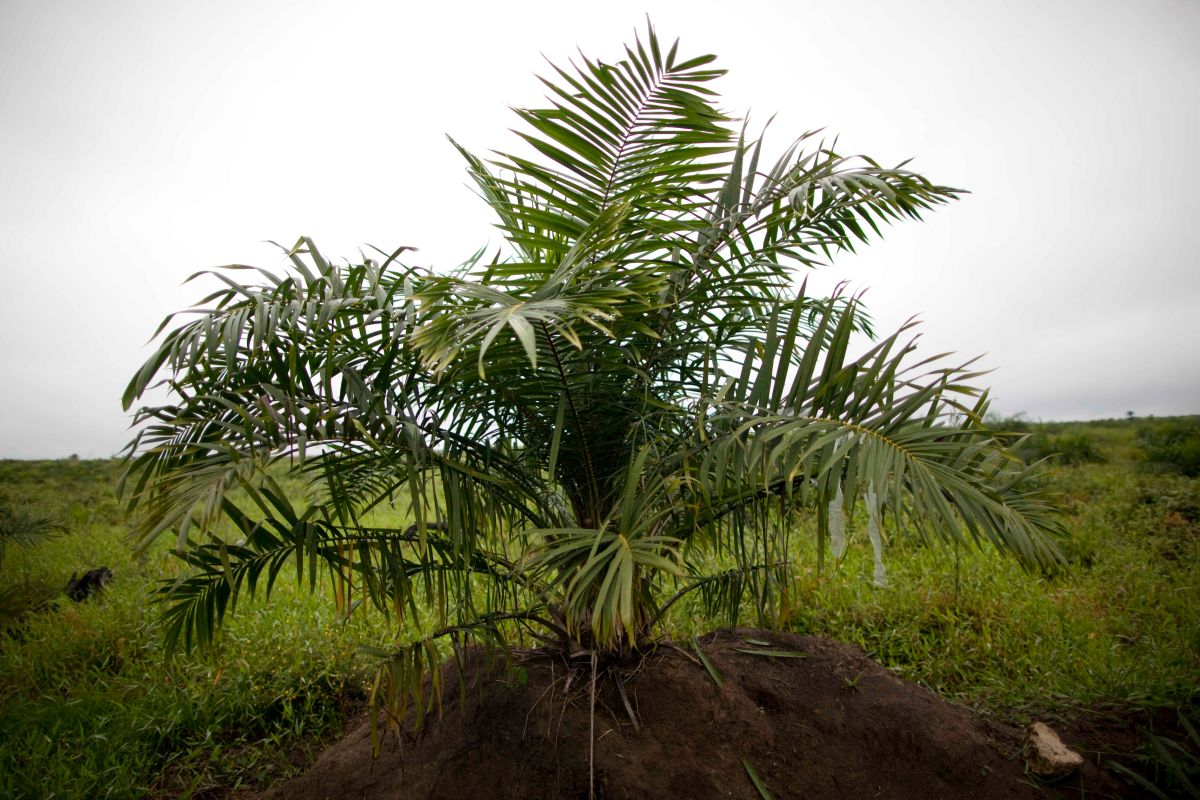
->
[261,629,1132,800]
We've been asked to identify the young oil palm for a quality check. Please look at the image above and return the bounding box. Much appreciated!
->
[121,23,1062,709]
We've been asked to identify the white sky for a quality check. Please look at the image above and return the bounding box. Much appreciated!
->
[1,0,1198,458]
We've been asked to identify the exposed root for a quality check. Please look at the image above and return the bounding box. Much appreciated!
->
[588,651,597,800]
[609,665,640,731]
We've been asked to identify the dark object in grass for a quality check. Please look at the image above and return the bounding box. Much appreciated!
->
[402,519,448,537]
[66,567,113,602]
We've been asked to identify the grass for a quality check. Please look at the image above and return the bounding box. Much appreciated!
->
[770,455,1200,716]
[1,416,1198,797]
[0,461,385,799]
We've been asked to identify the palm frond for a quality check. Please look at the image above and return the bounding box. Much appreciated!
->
[0,508,66,567]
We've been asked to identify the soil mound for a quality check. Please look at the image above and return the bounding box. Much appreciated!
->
[262,629,1121,799]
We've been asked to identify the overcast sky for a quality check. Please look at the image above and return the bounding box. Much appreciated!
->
[2,0,1197,459]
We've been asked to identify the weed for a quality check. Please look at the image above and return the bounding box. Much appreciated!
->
[1106,711,1200,798]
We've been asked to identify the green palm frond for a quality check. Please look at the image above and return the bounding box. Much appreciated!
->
[678,289,1063,567]
[0,507,66,568]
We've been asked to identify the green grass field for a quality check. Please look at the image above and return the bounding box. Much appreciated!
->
[1,417,1197,798]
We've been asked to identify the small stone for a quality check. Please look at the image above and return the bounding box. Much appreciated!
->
[1023,721,1084,778]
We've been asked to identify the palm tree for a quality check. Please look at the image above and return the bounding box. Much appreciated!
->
[121,23,1062,718]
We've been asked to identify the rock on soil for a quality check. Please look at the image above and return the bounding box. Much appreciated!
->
[260,629,1124,799]
[1023,721,1085,778]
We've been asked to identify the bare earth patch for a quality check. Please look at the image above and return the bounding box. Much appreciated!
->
[260,629,1126,799]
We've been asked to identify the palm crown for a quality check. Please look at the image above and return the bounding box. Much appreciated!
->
[122,24,1062,697]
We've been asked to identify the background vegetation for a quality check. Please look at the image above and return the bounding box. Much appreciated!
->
[1,416,1197,798]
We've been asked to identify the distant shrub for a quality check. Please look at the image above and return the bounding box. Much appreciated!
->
[987,414,1033,433]
[1013,431,1106,466]
[1048,432,1107,465]
[986,414,1035,453]
[1138,418,1200,477]
[986,416,1106,465]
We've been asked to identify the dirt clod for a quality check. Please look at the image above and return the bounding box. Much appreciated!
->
[1023,721,1085,778]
